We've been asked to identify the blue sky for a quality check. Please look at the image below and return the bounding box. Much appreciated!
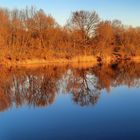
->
[0,0,139,27]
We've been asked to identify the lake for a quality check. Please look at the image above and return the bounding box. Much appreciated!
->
[0,61,140,140]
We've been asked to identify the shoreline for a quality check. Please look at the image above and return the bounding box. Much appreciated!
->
[1,56,140,68]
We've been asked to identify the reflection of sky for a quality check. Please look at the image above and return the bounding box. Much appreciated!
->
[0,86,140,139]
[0,0,139,27]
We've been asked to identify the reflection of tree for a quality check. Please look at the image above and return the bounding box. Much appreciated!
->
[0,62,139,111]
[0,66,67,111]
[67,69,101,106]
[93,62,140,91]
[114,62,140,87]
[4,74,57,107]
[0,89,11,112]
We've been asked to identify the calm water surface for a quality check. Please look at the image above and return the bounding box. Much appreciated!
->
[0,62,140,140]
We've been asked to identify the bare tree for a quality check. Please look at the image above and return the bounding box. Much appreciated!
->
[68,10,100,44]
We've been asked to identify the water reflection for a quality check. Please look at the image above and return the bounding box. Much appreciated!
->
[0,61,140,111]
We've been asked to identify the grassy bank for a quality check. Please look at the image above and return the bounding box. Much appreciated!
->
[1,56,97,67]
[1,55,140,67]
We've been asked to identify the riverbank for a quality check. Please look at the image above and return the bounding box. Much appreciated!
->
[1,56,97,67]
[1,55,140,68]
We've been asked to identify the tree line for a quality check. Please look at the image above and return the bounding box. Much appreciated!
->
[0,7,139,62]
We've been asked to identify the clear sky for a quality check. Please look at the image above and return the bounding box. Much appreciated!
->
[0,0,139,27]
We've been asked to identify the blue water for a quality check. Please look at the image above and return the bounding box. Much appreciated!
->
[0,64,140,140]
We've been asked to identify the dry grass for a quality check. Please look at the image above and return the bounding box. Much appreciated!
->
[1,55,140,68]
[1,55,97,67]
